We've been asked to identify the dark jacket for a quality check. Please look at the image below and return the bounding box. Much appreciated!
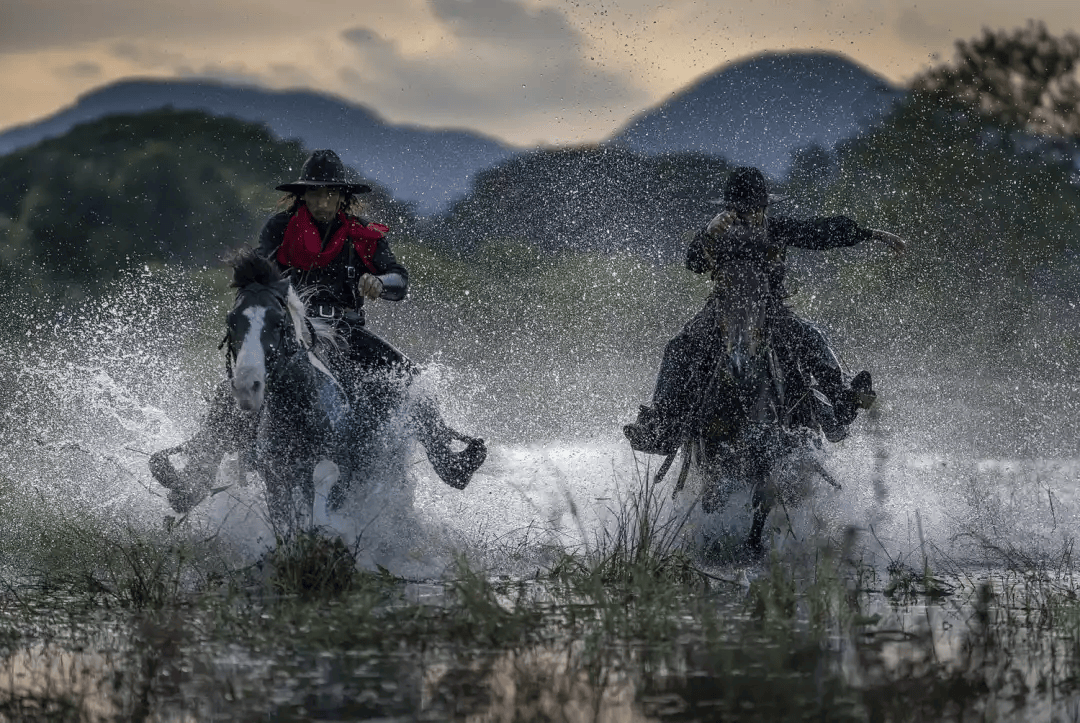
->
[686,214,872,301]
[258,209,409,325]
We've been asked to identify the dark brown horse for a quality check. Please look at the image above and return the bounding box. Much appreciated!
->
[663,260,840,554]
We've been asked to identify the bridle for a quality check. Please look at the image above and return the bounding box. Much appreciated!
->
[222,283,302,382]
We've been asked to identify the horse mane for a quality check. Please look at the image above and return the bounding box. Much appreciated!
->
[226,247,341,351]
[287,287,344,351]
[227,247,281,289]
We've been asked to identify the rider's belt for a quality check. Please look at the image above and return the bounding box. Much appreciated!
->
[316,304,345,319]
[315,304,363,324]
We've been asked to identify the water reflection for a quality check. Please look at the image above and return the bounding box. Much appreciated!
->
[6,573,1080,721]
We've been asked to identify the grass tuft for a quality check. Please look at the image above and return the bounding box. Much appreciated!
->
[266,529,360,600]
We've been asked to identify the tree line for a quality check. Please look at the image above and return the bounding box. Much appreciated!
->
[0,23,1076,341]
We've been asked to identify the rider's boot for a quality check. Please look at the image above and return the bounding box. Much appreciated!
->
[816,369,876,441]
[412,396,487,490]
[623,404,681,455]
[624,337,691,455]
[848,370,877,414]
[831,370,876,425]
[150,381,253,513]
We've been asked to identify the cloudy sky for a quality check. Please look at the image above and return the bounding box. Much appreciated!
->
[2,0,1078,146]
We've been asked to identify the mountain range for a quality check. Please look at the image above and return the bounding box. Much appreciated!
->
[0,81,515,215]
[611,51,903,177]
[0,51,905,214]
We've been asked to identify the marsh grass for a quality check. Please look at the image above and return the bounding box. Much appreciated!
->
[265,528,363,600]
[11,467,1080,719]
[554,465,707,585]
[0,480,229,612]
[883,559,955,600]
[545,469,709,631]
[0,690,87,723]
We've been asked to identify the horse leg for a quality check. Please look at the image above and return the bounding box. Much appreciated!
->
[746,482,771,555]
[326,452,357,512]
[258,451,316,535]
[261,465,296,535]
[316,459,346,512]
[325,404,371,511]
[153,380,256,514]
[296,459,316,528]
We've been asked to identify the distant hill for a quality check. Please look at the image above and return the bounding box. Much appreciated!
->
[0,52,904,215]
[0,109,409,295]
[610,51,904,178]
[0,79,516,214]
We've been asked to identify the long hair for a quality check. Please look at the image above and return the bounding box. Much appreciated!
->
[277,191,367,217]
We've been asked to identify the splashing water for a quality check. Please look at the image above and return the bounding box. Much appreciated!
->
[1,266,1077,582]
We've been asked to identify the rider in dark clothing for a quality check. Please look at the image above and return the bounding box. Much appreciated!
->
[151,150,486,512]
[256,185,411,377]
[624,166,906,454]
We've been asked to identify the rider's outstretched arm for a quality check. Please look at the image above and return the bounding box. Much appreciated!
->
[769,215,873,250]
[771,215,908,256]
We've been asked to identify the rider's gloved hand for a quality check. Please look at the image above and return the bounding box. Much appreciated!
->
[358,273,384,300]
[706,210,738,237]
[870,229,907,255]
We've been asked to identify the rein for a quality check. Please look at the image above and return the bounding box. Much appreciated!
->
[223,283,309,379]
[224,280,348,415]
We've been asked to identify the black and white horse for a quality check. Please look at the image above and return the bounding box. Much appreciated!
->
[223,249,350,532]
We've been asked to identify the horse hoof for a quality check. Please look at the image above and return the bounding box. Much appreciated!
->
[153,448,214,514]
[432,438,487,490]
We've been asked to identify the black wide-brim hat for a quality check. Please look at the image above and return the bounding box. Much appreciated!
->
[275,149,372,194]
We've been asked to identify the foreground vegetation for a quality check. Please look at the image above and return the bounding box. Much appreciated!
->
[3,468,1080,722]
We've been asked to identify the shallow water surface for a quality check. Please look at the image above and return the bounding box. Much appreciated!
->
[6,563,1080,721]
[3,271,1080,720]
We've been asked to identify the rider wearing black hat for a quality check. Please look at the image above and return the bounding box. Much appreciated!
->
[261,149,405,331]
[263,150,486,496]
[152,150,486,511]
[624,166,906,454]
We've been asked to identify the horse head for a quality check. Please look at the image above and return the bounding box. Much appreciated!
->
[225,249,311,413]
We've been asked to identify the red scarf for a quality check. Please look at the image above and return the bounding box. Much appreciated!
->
[277,205,387,272]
